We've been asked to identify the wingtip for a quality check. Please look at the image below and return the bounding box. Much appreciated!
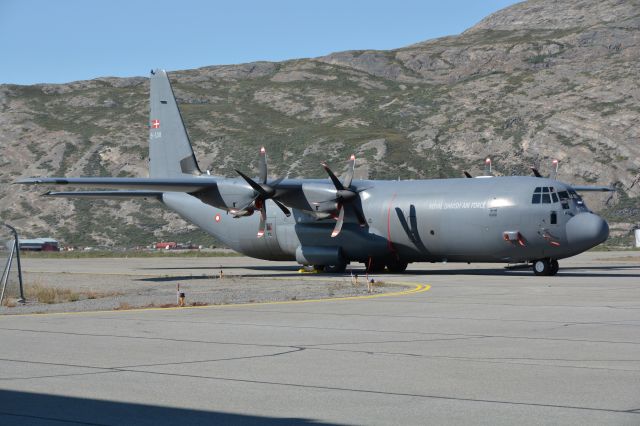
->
[260,146,266,154]
[350,154,355,161]
[15,178,36,184]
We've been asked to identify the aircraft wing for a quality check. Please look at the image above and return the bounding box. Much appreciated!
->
[16,177,216,193]
[571,185,615,192]
[44,190,164,199]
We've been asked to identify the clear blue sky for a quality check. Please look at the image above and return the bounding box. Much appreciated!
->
[1,0,519,85]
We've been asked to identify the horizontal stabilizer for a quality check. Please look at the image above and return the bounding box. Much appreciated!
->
[44,190,164,199]
[571,186,615,192]
[16,177,215,193]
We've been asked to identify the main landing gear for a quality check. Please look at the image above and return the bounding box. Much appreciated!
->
[321,264,347,273]
[532,258,559,276]
[310,259,410,274]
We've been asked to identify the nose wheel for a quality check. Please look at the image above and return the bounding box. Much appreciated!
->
[533,259,559,276]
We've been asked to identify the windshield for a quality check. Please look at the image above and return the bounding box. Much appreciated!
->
[531,186,559,204]
[532,186,588,212]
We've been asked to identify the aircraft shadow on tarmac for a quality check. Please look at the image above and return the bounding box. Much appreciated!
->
[137,271,306,282]
[0,390,339,426]
[402,265,640,278]
[139,265,296,272]
[136,264,640,282]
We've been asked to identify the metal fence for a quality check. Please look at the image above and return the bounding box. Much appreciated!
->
[0,224,25,305]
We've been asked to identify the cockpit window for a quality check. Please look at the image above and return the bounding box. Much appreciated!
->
[568,189,585,207]
[532,186,560,204]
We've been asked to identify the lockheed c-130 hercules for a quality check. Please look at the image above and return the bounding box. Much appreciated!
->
[18,69,613,276]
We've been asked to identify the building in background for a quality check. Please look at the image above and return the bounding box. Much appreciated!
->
[19,238,59,251]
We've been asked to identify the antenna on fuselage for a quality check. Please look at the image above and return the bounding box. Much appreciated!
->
[531,167,542,178]
[484,158,492,176]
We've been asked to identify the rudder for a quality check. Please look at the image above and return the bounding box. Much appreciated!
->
[148,69,201,178]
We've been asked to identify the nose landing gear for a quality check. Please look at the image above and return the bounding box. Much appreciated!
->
[533,258,559,276]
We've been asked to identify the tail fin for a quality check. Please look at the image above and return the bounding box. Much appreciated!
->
[149,69,201,177]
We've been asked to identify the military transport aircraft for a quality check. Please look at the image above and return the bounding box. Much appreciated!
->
[17,70,613,276]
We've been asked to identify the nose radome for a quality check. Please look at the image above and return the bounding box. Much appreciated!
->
[566,213,609,248]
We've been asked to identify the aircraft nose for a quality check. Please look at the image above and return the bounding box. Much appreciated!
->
[566,213,609,248]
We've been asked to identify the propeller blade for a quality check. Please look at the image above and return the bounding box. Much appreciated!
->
[343,154,355,188]
[321,162,345,191]
[463,171,472,178]
[331,204,345,238]
[273,199,291,217]
[236,169,268,196]
[236,197,258,213]
[355,186,372,193]
[531,167,542,178]
[258,147,267,184]
[257,206,267,238]
[351,204,367,227]
[268,177,285,187]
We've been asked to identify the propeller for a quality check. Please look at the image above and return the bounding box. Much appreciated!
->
[320,154,368,238]
[235,147,291,237]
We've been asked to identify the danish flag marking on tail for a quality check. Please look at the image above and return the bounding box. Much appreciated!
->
[151,119,160,129]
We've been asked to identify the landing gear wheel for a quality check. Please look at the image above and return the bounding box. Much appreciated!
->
[323,263,347,273]
[386,261,408,273]
[533,259,551,276]
[549,259,559,276]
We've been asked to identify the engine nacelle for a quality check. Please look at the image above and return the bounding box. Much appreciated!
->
[301,182,338,215]
[193,181,256,211]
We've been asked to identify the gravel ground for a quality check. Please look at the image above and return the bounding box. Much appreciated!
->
[0,257,404,314]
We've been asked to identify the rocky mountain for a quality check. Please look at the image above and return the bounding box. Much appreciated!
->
[1,0,639,247]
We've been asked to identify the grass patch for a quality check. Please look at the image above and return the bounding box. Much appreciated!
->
[22,282,121,304]
[2,298,17,307]
[26,283,79,304]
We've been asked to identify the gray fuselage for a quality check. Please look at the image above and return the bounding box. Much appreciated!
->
[162,175,609,266]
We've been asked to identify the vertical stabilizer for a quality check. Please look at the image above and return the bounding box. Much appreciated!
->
[149,69,201,177]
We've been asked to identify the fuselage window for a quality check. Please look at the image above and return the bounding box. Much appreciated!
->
[551,192,558,203]
[550,211,557,224]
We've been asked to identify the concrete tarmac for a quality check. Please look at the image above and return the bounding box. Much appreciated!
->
[1,251,639,425]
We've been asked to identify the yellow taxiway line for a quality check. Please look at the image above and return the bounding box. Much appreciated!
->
[1,281,431,318]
